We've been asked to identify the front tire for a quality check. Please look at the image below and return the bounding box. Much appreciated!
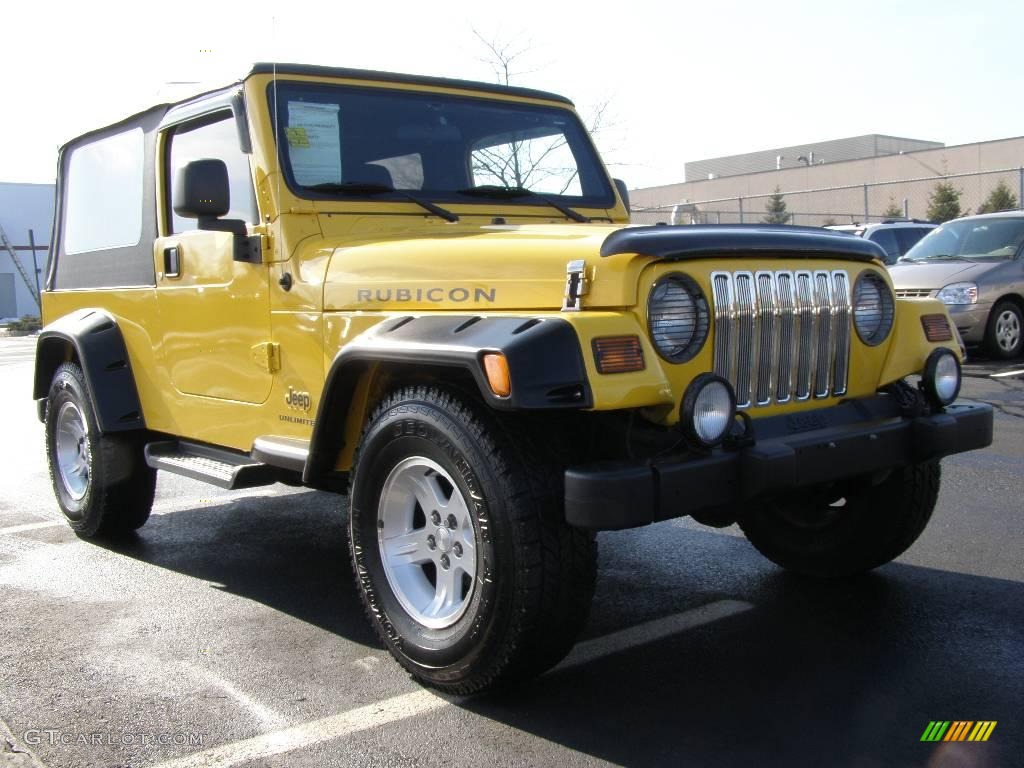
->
[45,362,155,538]
[985,300,1023,359]
[739,462,940,578]
[348,385,596,694]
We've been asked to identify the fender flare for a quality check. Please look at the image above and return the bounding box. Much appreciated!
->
[302,315,592,485]
[33,309,145,433]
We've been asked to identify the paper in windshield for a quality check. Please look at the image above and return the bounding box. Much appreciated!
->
[286,102,341,186]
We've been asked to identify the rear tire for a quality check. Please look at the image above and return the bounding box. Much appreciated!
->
[985,300,1023,359]
[45,362,155,538]
[739,462,940,578]
[347,385,597,694]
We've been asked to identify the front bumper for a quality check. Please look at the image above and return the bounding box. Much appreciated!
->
[947,302,992,344]
[565,396,993,530]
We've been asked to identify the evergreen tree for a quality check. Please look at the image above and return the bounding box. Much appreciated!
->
[976,180,1019,214]
[763,187,791,224]
[881,198,904,219]
[926,181,964,223]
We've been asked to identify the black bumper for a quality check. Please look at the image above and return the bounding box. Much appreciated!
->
[565,397,994,531]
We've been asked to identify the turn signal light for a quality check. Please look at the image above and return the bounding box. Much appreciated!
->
[593,336,645,374]
[482,353,511,397]
[921,314,953,342]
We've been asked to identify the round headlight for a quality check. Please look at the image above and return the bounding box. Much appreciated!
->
[923,348,961,407]
[853,271,895,346]
[648,274,710,363]
[681,374,736,448]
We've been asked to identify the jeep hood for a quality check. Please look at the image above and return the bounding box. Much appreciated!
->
[321,223,630,311]
[889,260,1000,290]
[319,222,888,312]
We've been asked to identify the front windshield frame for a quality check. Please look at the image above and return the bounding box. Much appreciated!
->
[902,217,1024,262]
[266,80,616,210]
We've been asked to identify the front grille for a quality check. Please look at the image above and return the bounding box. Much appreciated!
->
[895,288,933,298]
[711,270,852,408]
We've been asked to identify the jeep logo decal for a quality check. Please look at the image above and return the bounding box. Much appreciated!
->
[285,387,312,412]
[356,287,496,303]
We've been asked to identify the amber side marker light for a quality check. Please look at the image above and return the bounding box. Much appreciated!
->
[921,313,954,342]
[592,336,645,374]
[482,353,511,397]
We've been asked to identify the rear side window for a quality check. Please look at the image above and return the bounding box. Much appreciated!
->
[868,228,900,263]
[64,128,144,254]
[896,227,931,254]
[168,114,256,234]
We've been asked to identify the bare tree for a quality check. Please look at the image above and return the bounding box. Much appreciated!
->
[470,29,611,195]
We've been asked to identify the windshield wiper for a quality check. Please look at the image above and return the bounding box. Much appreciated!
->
[920,254,970,262]
[306,182,459,223]
[457,185,592,223]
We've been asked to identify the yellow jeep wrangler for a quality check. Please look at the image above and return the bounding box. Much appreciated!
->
[35,63,992,693]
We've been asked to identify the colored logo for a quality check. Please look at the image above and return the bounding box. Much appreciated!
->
[921,721,996,742]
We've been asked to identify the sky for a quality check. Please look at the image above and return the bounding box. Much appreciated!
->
[2,0,1021,190]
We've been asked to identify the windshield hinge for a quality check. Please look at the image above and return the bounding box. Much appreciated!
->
[562,260,589,312]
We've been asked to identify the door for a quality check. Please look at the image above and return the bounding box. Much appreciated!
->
[153,111,273,404]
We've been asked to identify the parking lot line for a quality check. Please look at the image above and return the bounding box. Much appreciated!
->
[0,520,64,536]
[152,599,753,768]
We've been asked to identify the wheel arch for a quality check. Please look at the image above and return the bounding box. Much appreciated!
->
[33,309,145,433]
[302,315,592,487]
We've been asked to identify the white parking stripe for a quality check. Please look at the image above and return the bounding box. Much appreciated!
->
[0,520,64,536]
[152,599,753,768]
[153,690,447,768]
[991,368,1024,379]
[558,599,752,671]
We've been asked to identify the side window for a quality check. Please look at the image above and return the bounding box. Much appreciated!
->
[868,229,900,263]
[896,227,930,254]
[64,128,144,254]
[168,114,256,234]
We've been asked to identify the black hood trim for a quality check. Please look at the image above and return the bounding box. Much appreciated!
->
[600,225,886,262]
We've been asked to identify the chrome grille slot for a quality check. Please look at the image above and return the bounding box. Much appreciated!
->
[712,273,734,382]
[813,271,833,398]
[733,272,756,407]
[754,272,776,406]
[831,271,851,396]
[711,268,852,409]
[794,271,816,400]
[774,272,795,403]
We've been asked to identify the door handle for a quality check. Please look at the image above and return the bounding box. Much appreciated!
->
[164,246,181,278]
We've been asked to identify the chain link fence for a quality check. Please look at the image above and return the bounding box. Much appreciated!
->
[630,167,1024,227]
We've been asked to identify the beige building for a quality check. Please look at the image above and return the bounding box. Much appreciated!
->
[630,135,1024,226]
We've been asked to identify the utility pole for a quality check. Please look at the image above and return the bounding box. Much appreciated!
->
[28,229,41,302]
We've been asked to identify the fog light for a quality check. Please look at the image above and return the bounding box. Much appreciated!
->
[681,374,736,448]
[922,348,961,407]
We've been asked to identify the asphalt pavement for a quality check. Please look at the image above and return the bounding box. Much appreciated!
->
[1,335,1021,768]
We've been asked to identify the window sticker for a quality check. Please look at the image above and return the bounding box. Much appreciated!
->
[286,102,341,186]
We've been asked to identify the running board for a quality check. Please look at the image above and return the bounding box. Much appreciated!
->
[251,436,309,473]
[144,441,279,490]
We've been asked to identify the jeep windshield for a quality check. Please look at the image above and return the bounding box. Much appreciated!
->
[902,217,1024,262]
[270,82,615,211]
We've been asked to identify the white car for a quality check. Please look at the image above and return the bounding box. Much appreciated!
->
[826,221,936,265]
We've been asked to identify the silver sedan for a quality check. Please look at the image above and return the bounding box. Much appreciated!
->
[890,211,1024,359]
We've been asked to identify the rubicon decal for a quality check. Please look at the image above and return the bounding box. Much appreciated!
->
[356,287,496,303]
[920,721,997,742]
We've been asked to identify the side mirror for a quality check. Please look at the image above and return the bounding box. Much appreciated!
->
[172,159,260,262]
[173,159,231,222]
[613,179,630,213]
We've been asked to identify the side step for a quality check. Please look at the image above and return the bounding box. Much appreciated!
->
[144,441,279,490]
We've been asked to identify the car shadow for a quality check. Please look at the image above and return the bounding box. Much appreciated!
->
[94,493,1020,766]
[458,523,1021,768]
[96,484,380,648]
